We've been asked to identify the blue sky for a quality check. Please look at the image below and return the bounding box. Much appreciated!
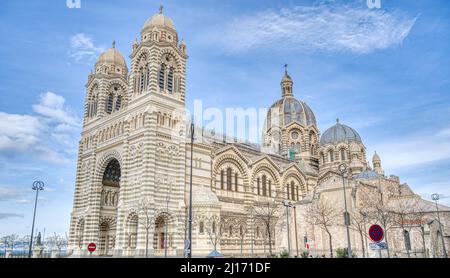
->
[0,0,449,236]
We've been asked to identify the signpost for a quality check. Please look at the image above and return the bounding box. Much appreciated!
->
[369,224,384,243]
[368,224,385,258]
[87,243,96,255]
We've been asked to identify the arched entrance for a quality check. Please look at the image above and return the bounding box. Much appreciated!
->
[153,213,172,256]
[99,158,121,256]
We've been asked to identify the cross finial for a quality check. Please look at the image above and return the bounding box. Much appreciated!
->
[159,5,164,14]
[284,64,288,74]
[112,40,116,48]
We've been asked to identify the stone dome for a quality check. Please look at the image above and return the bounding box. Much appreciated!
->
[95,43,127,68]
[266,96,317,129]
[373,151,381,162]
[320,120,362,146]
[142,9,176,33]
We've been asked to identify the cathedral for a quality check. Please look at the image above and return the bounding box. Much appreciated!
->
[68,8,450,258]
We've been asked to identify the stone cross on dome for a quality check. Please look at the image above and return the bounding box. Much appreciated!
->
[159,5,164,14]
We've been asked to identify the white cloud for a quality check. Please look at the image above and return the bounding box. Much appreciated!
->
[0,187,29,202]
[32,92,80,127]
[69,33,105,63]
[371,127,450,170]
[0,92,81,164]
[206,2,417,54]
[0,113,43,152]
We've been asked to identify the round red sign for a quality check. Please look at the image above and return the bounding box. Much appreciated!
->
[87,243,97,253]
[369,225,384,243]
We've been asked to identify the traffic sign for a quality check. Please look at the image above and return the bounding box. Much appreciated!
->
[87,243,97,253]
[369,242,387,250]
[369,224,384,243]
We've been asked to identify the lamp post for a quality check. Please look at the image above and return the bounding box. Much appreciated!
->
[431,193,447,258]
[283,201,293,257]
[164,195,170,258]
[187,118,195,258]
[293,205,299,257]
[338,164,353,258]
[28,181,44,258]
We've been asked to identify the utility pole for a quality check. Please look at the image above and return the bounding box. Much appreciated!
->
[338,164,353,258]
[431,193,448,258]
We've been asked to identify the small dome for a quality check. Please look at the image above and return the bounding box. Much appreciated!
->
[96,43,127,68]
[320,120,362,146]
[355,170,380,180]
[373,151,381,162]
[142,9,176,33]
[267,97,317,129]
[282,72,293,83]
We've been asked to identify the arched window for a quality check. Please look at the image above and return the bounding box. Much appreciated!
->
[146,66,151,87]
[212,221,216,234]
[229,225,233,236]
[257,178,260,195]
[291,181,295,201]
[227,167,232,191]
[102,159,121,187]
[286,185,290,199]
[329,150,334,162]
[340,149,346,160]
[199,222,204,234]
[115,95,122,111]
[140,69,145,92]
[167,67,174,93]
[296,143,301,153]
[268,180,272,197]
[262,175,267,196]
[240,226,243,237]
[235,173,238,192]
[93,96,98,117]
[321,153,325,164]
[220,170,224,190]
[106,94,114,114]
[158,64,166,90]
[256,226,260,238]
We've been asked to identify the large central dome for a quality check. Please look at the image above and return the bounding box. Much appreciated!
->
[267,97,317,129]
[265,70,317,131]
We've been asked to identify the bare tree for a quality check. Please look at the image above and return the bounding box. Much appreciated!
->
[206,215,222,252]
[138,197,154,258]
[359,184,396,258]
[304,199,341,258]
[348,209,371,258]
[389,195,427,258]
[252,199,279,257]
[47,233,67,251]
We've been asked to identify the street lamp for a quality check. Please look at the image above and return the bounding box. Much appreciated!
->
[283,201,294,257]
[431,193,448,258]
[29,181,44,258]
[338,164,353,258]
[164,195,170,258]
[187,118,195,258]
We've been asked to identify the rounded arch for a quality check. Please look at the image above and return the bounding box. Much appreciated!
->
[212,153,250,189]
[251,162,280,185]
[132,48,151,72]
[281,171,307,198]
[159,48,182,72]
